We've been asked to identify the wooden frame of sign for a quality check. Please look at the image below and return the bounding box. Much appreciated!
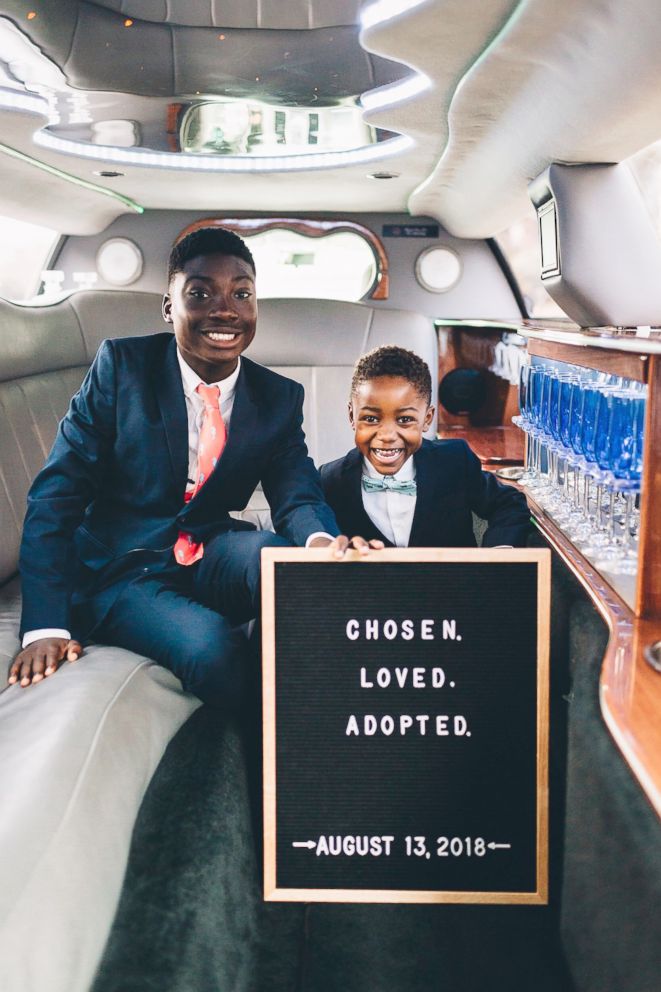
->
[262,548,550,905]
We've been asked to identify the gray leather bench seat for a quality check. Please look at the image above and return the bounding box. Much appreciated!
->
[0,292,202,992]
[0,290,438,992]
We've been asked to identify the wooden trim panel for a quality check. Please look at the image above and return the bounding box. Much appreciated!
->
[175,217,390,301]
[636,354,661,617]
[526,338,648,382]
[437,425,525,465]
[529,498,661,821]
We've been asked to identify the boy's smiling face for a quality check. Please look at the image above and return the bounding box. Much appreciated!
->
[162,251,257,383]
[349,375,434,475]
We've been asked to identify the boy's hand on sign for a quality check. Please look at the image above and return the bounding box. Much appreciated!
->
[309,535,385,559]
[8,638,83,687]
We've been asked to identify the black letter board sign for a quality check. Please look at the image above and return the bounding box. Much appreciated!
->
[262,549,550,904]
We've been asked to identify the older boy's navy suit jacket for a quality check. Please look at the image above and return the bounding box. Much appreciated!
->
[320,439,530,549]
[19,333,338,636]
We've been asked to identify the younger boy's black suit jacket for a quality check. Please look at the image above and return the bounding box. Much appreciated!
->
[19,333,339,638]
[320,439,530,548]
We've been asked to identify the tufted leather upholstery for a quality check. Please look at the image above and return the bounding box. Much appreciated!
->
[0,292,164,584]
[92,0,364,29]
[14,1,404,101]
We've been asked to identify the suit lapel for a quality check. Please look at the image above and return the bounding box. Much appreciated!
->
[154,337,189,495]
[408,441,440,546]
[216,359,259,470]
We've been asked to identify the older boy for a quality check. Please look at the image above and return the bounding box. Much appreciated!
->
[10,227,369,705]
[320,345,530,548]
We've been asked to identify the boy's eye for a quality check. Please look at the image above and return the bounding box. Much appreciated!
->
[398,416,415,424]
[235,289,252,300]
[187,287,208,299]
[362,415,379,423]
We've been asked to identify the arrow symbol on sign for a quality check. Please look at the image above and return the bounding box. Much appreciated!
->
[292,840,316,849]
[488,842,512,850]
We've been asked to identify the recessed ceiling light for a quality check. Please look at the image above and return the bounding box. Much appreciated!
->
[96,238,143,286]
[368,171,400,179]
[93,170,125,178]
[415,247,463,293]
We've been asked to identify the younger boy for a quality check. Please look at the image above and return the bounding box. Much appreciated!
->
[320,346,530,548]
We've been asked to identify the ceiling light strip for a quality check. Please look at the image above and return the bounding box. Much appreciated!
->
[0,141,144,213]
[360,72,431,112]
[33,130,414,173]
[0,88,49,115]
[361,0,431,31]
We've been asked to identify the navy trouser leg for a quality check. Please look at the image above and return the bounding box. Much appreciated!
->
[93,573,249,709]
[192,530,289,622]
[86,530,289,707]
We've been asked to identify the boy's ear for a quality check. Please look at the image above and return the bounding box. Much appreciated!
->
[162,293,172,324]
[424,405,435,431]
[348,400,356,429]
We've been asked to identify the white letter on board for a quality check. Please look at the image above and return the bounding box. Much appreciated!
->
[454,715,468,736]
[366,619,379,639]
[416,714,429,735]
[364,715,377,735]
[421,620,435,640]
[345,715,360,736]
[442,619,457,640]
[383,619,397,640]
[346,619,359,640]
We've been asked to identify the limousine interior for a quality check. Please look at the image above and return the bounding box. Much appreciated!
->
[0,1,660,990]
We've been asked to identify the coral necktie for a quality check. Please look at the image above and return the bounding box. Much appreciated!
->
[174,382,227,566]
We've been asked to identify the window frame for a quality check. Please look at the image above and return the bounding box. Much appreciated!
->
[175,217,389,301]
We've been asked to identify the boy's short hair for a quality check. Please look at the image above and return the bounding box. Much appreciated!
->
[351,345,432,404]
[168,227,255,283]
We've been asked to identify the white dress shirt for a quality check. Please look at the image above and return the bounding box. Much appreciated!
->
[361,456,417,548]
[23,351,328,648]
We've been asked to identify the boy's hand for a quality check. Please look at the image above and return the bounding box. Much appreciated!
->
[8,638,83,687]
[308,535,385,559]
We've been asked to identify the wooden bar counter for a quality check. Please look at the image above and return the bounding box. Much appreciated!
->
[519,322,661,819]
[437,424,525,465]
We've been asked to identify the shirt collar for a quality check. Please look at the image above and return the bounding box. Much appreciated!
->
[362,453,416,481]
[176,350,241,402]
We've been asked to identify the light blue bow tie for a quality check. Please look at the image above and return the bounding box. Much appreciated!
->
[362,475,417,495]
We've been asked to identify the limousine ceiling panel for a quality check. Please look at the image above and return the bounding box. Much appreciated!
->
[7,0,661,232]
[2,2,405,98]
[0,105,140,232]
[372,0,661,237]
[0,1,441,224]
[360,0,521,218]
